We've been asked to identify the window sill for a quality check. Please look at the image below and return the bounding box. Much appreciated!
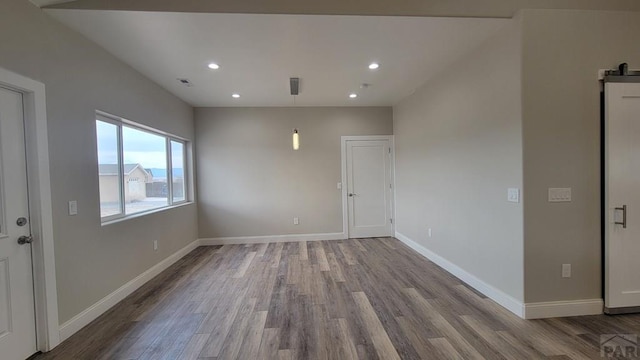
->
[101,201,194,226]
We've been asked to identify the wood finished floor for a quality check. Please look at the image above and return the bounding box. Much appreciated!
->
[37,238,640,360]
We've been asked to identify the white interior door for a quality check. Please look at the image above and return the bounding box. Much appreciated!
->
[0,87,37,359]
[605,82,640,311]
[346,139,393,238]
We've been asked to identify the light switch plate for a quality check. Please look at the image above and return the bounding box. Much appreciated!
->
[507,188,520,203]
[549,188,572,202]
[68,200,78,216]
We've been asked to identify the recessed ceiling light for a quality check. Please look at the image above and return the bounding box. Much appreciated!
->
[368,63,380,70]
[349,93,358,99]
[232,93,240,98]
[208,63,220,70]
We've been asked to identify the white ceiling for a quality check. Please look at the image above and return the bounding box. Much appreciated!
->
[47,10,508,107]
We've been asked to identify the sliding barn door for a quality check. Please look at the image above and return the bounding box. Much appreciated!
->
[605,82,640,312]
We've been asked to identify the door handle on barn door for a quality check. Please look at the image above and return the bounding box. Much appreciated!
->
[615,205,627,229]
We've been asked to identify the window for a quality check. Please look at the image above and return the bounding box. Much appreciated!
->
[171,141,186,203]
[96,114,189,222]
[96,120,121,218]
[122,125,169,215]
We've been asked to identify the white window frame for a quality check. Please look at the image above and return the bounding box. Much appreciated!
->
[96,112,190,224]
[168,139,188,204]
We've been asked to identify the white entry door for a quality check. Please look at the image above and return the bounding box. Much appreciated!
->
[0,87,37,359]
[605,82,640,312]
[346,139,393,238]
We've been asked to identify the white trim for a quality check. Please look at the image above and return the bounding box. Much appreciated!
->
[45,229,606,345]
[341,135,395,239]
[391,138,397,238]
[395,231,525,318]
[101,202,194,226]
[523,299,603,319]
[199,232,346,245]
[395,231,604,319]
[50,228,605,346]
[58,239,201,342]
[341,135,394,141]
[96,110,190,142]
[341,139,348,236]
[58,231,345,342]
[0,67,60,350]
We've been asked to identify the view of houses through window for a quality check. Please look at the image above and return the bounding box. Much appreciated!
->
[96,116,188,221]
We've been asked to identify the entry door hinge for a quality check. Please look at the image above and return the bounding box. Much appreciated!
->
[389,147,392,154]
[390,218,393,224]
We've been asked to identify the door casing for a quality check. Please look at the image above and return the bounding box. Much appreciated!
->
[0,66,60,351]
[341,135,395,239]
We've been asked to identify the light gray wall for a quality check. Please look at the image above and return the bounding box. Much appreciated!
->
[195,107,392,238]
[393,18,524,301]
[0,0,197,324]
[521,9,640,303]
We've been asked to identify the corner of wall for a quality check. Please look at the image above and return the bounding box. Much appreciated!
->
[395,231,525,318]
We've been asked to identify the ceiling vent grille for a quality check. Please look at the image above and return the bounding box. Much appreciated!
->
[177,78,193,87]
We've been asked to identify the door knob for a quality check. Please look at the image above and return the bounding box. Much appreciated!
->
[17,236,33,245]
[348,193,357,197]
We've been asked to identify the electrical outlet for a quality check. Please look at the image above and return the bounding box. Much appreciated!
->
[293,217,299,225]
[428,228,432,238]
[153,240,158,251]
[562,263,571,278]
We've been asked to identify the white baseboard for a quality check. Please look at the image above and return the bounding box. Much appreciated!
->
[58,239,201,342]
[56,231,604,344]
[394,231,525,318]
[523,299,603,319]
[58,232,345,342]
[394,231,605,320]
[199,232,347,245]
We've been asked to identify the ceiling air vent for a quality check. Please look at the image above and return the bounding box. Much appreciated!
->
[177,78,193,87]
[290,77,299,95]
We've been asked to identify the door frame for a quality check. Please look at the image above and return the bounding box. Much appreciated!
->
[0,67,60,351]
[341,135,395,238]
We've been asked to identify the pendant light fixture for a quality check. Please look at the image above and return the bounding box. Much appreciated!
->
[292,128,300,150]
[290,77,300,150]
